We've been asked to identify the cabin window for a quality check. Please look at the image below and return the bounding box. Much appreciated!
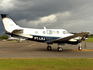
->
[43,31,46,34]
[57,31,59,34]
[53,31,55,34]
[35,31,38,34]
[47,30,52,34]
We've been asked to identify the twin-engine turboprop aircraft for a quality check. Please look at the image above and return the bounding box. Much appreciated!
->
[0,14,90,52]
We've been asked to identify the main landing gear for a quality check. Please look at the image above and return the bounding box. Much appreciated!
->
[47,44,63,52]
[47,46,52,51]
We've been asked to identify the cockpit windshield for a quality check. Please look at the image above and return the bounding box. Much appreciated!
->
[63,31,69,34]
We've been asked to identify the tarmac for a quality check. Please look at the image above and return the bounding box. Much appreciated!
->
[0,41,93,58]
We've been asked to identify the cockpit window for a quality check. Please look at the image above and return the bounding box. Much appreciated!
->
[66,31,69,34]
[63,31,65,34]
[63,31,69,34]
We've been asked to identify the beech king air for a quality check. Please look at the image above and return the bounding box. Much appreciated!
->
[1,14,90,52]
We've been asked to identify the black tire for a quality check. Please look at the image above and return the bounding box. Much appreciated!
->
[47,46,52,51]
[78,46,82,51]
[57,47,63,52]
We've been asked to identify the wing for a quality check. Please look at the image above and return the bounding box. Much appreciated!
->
[45,32,90,43]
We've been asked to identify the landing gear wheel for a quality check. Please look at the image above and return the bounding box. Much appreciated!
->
[78,46,82,51]
[47,46,52,51]
[57,47,63,52]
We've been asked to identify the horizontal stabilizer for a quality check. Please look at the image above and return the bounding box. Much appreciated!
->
[12,29,23,34]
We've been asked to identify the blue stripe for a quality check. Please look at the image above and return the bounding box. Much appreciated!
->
[32,35,61,41]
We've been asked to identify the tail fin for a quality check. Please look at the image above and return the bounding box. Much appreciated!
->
[1,14,21,33]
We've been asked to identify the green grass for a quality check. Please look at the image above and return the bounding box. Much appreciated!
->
[0,58,93,70]
[86,38,93,42]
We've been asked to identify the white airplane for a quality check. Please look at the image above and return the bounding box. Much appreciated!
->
[1,14,90,52]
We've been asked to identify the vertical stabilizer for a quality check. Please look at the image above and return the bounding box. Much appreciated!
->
[1,14,21,33]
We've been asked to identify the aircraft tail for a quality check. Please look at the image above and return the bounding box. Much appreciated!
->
[1,14,21,33]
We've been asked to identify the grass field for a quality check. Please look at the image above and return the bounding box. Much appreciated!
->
[86,38,93,42]
[0,58,93,70]
[0,37,93,70]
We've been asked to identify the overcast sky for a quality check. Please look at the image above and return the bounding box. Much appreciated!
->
[0,0,93,35]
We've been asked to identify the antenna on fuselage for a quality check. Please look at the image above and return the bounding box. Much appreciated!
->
[44,26,46,29]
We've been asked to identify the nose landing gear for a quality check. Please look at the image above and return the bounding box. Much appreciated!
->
[78,43,82,51]
[57,47,63,52]
[57,45,63,52]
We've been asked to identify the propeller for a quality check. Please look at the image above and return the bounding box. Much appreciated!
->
[77,32,90,50]
[81,35,88,49]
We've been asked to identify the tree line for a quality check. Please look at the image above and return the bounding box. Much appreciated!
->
[0,34,8,39]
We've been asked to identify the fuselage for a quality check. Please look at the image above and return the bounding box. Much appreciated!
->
[10,27,79,44]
